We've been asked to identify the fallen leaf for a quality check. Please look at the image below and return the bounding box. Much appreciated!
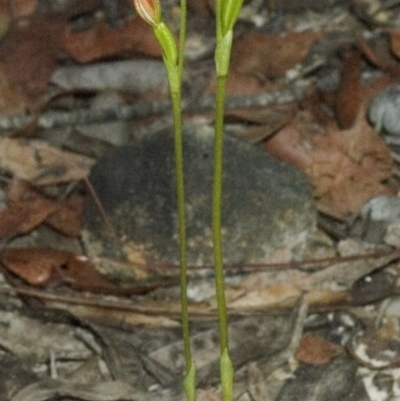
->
[1,247,172,295]
[230,31,323,78]
[1,248,126,293]
[0,137,95,185]
[0,180,58,238]
[10,379,141,401]
[226,103,297,143]
[296,333,343,365]
[0,2,10,40]
[207,70,276,96]
[0,14,65,101]
[0,63,26,116]
[0,180,84,238]
[265,110,393,219]
[10,0,38,18]
[187,0,213,16]
[62,16,162,63]
[390,30,400,60]
[44,195,84,237]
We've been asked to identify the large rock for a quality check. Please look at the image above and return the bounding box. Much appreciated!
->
[83,124,316,267]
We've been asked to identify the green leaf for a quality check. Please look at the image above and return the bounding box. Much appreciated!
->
[154,22,178,67]
[184,361,196,401]
[221,0,244,34]
[215,30,233,77]
[220,348,233,401]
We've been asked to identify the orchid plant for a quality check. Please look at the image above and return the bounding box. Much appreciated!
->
[132,0,244,400]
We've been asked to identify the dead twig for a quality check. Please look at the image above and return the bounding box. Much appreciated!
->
[0,86,307,132]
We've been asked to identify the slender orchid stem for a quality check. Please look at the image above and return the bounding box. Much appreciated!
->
[132,1,195,399]
[213,1,244,400]
[213,74,229,355]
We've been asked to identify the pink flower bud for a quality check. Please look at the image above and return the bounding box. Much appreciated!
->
[133,0,161,26]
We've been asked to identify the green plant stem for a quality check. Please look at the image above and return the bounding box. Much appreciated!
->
[216,0,222,42]
[174,0,193,384]
[213,74,230,356]
[214,74,233,401]
[178,0,186,80]
[171,89,191,372]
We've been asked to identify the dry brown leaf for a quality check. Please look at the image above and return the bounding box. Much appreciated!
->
[0,179,59,237]
[10,0,38,18]
[187,0,213,16]
[207,69,275,96]
[1,247,173,295]
[1,248,127,293]
[230,31,324,78]
[50,303,180,328]
[0,180,83,238]
[44,195,84,237]
[265,110,393,219]
[0,138,95,185]
[390,30,400,61]
[227,283,302,309]
[296,333,344,365]
[10,379,140,401]
[226,103,297,143]
[0,63,26,116]
[62,16,162,63]
[0,14,64,101]
[0,2,11,40]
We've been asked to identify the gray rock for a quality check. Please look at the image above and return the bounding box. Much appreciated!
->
[368,84,400,136]
[83,124,316,266]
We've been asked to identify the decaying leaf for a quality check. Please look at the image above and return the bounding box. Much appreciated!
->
[1,248,126,292]
[0,180,58,237]
[224,243,399,312]
[1,247,172,295]
[0,14,64,101]
[0,63,26,116]
[0,138,95,185]
[44,195,84,237]
[0,180,84,238]
[62,16,162,63]
[230,31,324,78]
[265,110,393,219]
[390,30,400,60]
[296,333,343,365]
[10,379,140,401]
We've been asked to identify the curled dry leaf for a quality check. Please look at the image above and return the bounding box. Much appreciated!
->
[0,63,26,116]
[265,110,393,219]
[1,247,169,295]
[230,31,324,78]
[44,195,84,237]
[296,333,343,365]
[0,179,58,238]
[62,16,162,63]
[0,179,83,238]
[1,248,115,290]
[10,379,140,401]
[11,0,38,18]
[187,0,213,16]
[0,14,64,101]
[0,138,95,185]
[390,30,400,60]
[1,248,125,292]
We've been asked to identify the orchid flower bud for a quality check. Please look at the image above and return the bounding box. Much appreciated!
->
[133,0,178,68]
[133,0,162,26]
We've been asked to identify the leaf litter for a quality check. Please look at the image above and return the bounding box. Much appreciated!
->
[2,1,400,401]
